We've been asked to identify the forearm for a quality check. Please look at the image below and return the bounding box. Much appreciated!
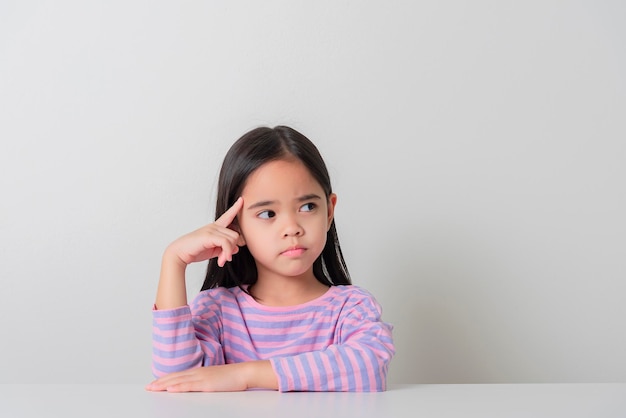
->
[271,344,392,392]
[155,249,188,309]
[152,304,207,377]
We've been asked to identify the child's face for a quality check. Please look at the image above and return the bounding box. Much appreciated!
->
[237,159,336,283]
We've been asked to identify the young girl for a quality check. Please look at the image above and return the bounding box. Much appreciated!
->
[146,126,395,392]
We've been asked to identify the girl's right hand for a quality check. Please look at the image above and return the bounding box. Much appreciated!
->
[164,197,244,268]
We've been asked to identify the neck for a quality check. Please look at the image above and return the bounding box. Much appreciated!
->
[250,270,329,306]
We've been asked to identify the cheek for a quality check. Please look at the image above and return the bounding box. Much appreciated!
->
[311,218,331,240]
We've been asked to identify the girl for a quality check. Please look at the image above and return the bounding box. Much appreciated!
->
[146,126,395,392]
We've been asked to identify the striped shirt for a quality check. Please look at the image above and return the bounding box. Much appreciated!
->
[152,285,395,392]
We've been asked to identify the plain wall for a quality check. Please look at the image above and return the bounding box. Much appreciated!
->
[1,0,625,384]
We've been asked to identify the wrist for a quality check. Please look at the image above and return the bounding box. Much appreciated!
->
[243,360,278,390]
[162,245,188,270]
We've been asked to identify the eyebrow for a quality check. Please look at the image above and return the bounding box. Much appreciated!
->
[246,193,322,210]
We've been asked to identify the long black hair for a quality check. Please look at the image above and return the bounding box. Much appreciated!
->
[201,126,351,291]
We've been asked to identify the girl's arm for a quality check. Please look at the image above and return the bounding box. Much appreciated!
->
[154,197,244,310]
[149,198,249,389]
[149,291,279,392]
[150,288,393,392]
[155,252,188,309]
[270,291,395,392]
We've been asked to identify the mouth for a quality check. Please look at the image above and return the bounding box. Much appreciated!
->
[281,246,307,257]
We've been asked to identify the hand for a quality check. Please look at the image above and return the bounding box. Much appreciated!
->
[145,364,247,392]
[145,361,277,392]
[166,197,245,267]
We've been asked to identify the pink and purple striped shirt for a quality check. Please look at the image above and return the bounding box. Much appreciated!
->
[152,285,395,392]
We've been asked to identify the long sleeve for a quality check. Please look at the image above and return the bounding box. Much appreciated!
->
[269,289,395,392]
[151,285,395,391]
[151,302,225,377]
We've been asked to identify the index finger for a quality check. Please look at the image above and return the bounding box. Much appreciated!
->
[214,196,243,228]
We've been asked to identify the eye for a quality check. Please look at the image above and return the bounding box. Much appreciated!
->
[300,202,317,212]
[257,210,276,219]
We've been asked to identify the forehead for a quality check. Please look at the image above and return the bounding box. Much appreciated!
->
[242,159,323,197]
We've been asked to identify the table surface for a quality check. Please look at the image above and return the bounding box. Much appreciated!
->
[1,383,624,418]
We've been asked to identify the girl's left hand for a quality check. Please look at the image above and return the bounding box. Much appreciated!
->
[145,364,248,392]
[145,361,277,392]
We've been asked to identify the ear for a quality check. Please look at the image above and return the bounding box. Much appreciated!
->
[230,221,247,246]
[327,193,337,230]
[237,233,246,246]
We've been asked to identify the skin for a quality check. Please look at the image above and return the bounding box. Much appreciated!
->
[146,159,337,392]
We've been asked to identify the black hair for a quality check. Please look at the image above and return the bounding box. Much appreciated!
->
[200,125,351,291]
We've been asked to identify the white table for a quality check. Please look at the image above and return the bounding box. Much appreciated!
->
[1,383,624,418]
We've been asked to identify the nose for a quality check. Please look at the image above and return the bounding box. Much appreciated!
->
[282,214,304,237]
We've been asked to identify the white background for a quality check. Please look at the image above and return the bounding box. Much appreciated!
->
[1,1,624,384]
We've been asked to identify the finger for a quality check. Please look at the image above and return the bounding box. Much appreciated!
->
[147,373,193,391]
[145,377,174,391]
[160,372,205,392]
[165,381,201,393]
[217,247,238,266]
[214,197,244,228]
[145,380,169,391]
[145,382,163,391]
[146,369,192,388]
[213,238,240,267]
[200,229,239,252]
